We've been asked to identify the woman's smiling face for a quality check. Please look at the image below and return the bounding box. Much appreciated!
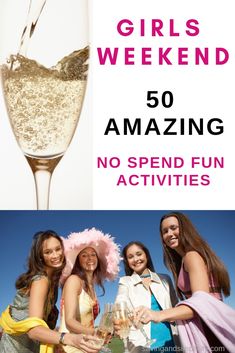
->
[42,236,64,272]
[78,247,98,272]
[161,216,180,250]
[126,244,148,275]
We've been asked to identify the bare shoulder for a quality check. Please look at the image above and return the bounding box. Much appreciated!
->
[184,251,205,271]
[30,275,50,298]
[64,274,83,290]
[31,275,49,288]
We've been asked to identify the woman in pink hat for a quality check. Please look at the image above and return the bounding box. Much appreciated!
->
[59,228,121,353]
[0,230,104,353]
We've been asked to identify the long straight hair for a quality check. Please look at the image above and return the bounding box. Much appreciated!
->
[122,241,155,275]
[160,212,230,299]
[71,249,105,296]
[15,230,66,292]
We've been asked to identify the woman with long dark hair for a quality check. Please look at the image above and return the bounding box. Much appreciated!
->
[59,228,121,353]
[115,241,180,352]
[0,230,102,353]
[135,213,235,352]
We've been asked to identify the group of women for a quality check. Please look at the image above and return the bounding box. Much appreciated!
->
[0,212,235,353]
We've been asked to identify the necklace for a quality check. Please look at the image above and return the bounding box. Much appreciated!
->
[140,274,151,278]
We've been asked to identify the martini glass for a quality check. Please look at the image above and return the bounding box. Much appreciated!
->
[0,0,89,209]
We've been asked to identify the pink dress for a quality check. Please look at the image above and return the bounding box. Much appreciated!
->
[177,262,222,300]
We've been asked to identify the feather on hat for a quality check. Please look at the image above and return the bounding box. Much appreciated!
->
[60,228,121,284]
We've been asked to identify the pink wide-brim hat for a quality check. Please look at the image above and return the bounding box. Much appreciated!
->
[60,228,121,285]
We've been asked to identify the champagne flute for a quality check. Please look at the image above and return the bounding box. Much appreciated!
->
[113,302,130,353]
[127,309,156,347]
[94,304,114,353]
[116,298,156,348]
[0,0,89,209]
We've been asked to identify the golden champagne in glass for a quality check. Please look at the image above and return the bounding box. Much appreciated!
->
[0,0,89,209]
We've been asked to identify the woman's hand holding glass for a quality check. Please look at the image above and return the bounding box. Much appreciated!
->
[113,302,130,340]
[134,306,157,324]
[114,302,156,348]
[112,302,130,353]
[80,334,104,352]
[126,310,142,329]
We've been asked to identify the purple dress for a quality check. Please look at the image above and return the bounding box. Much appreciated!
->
[176,263,235,352]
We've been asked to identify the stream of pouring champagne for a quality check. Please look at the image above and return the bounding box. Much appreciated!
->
[18,0,47,56]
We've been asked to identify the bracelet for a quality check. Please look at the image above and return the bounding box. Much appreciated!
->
[59,332,66,345]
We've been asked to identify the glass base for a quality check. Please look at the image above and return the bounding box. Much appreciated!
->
[100,346,112,353]
[144,338,156,348]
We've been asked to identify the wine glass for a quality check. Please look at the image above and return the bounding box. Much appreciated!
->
[0,0,89,209]
[94,304,114,353]
[113,302,130,353]
[127,309,156,348]
[116,299,156,348]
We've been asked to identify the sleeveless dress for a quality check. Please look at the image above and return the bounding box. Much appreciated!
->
[59,288,99,353]
[177,262,229,352]
[0,274,53,353]
[177,263,222,300]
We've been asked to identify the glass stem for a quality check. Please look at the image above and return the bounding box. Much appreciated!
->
[123,338,128,353]
[33,169,52,209]
[26,156,62,210]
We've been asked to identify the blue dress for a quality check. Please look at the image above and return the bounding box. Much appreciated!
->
[150,294,175,351]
